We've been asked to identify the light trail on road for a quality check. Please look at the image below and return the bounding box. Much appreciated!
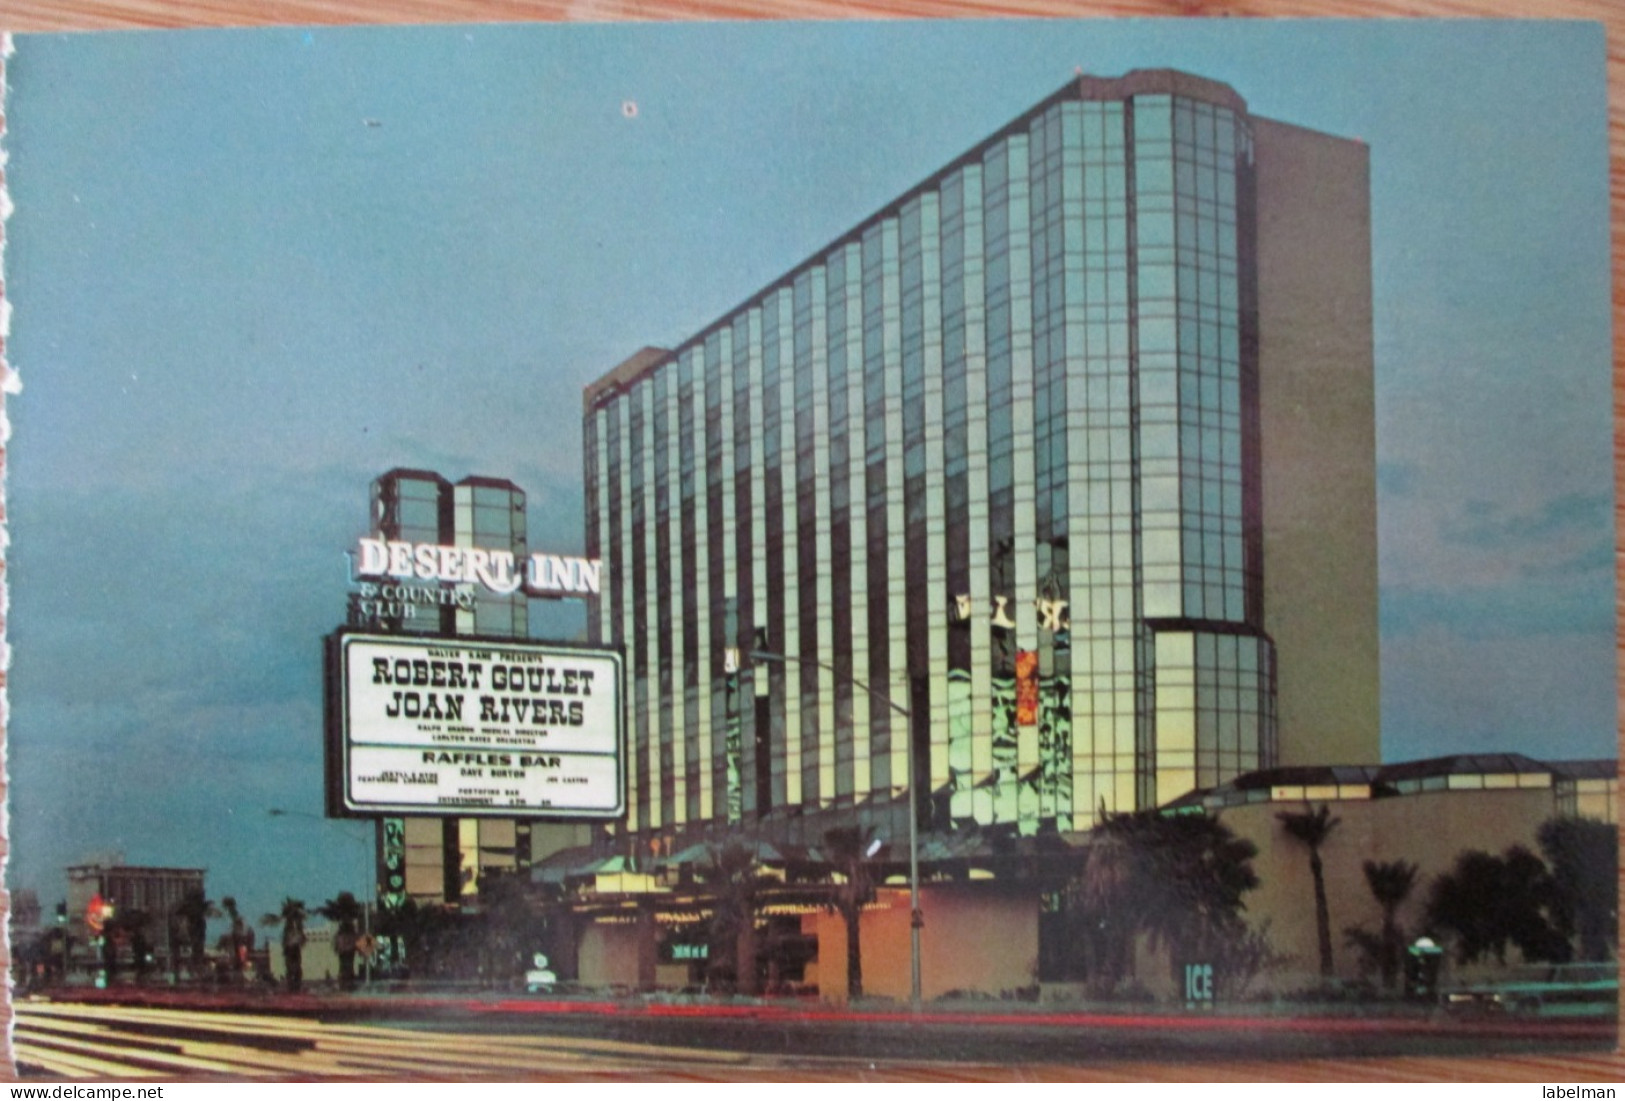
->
[14,1002,760,1079]
[13,997,1620,1082]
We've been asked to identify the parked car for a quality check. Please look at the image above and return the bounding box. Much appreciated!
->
[523,953,557,994]
[1443,962,1617,1018]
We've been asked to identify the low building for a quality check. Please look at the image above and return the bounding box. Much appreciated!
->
[541,754,1615,1002]
[1169,754,1618,993]
[64,861,206,977]
[266,920,342,987]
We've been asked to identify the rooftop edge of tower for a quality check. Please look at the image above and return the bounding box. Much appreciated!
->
[581,69,1252,408]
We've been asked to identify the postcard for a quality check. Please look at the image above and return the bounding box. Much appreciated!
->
[0,17,1615,1079]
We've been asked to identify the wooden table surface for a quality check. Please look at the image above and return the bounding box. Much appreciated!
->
[0,0,1620,1082]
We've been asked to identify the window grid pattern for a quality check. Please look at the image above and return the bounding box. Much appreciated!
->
[1065,101,1142,829]
[1153,630,1274,796]
[740,308,768,817]
[826,245,860,800]
[586,410,611,645]
[793,269,831,805]
[705,329,735,823]
[835,245,874,796]
[941,169,975,814]
[862,221,896,792]
[367,473,450,635]
[1030,103,1076,829]
[627,385,653,832]
[761,293,790,810]
[453,481,527,639]
[771,291,804,808]
[900,195,948,803]
[583,80,1280,842]
[983,137,1021,826]
[658,364,682,823]
[678,347,704,823]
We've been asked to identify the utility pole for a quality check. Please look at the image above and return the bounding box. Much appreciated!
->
[750,645,924,1012]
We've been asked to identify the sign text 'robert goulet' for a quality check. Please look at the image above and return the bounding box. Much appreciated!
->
[340,634,623,818]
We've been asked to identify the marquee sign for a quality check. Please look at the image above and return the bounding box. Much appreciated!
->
[326,631,624,819]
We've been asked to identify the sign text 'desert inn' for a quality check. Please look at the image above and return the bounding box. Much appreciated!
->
[356,537,601,597]
[334,633,624,819]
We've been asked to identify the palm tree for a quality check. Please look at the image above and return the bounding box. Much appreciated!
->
[821,826,878,1001]
[477,871,537,988]
[1068,813,1141,997]
[1426,845,1570,965]
[116,907,154,983]
[171,888,218,981]
[1537,817,1618,962]
[319,891,365,989]
[1065,806,1262,999]
[220,897,248,980]
[1361,860,1418,990]
[261,899,308,992]
[1277,803,1340,980]
[700,843,768,995]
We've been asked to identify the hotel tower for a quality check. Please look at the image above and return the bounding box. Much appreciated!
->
[582,70,1377,848]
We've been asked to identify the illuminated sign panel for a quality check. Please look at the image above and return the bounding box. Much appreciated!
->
[330,632,624,818]
[354,538,601,597]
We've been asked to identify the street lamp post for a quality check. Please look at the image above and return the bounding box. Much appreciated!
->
[266,808,374,986]
[749,647,923,1012]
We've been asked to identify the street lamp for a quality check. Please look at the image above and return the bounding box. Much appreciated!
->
[266,808,374,986]
[748,646,923,1012]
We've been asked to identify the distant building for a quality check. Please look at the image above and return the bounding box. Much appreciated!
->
[352,469,530,639]
[267,920,341,986]
[11,888,42,937]
[64,862,205,975]
[65,862,204,931]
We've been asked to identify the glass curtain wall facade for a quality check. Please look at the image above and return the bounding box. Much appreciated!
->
[584,71,1279,840]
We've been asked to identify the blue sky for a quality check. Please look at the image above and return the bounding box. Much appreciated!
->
[2,19,1613,921]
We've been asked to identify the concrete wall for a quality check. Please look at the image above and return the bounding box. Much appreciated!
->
[1253,117,1380,769]
[267,922,339,984]
[1222,787,1568,990]
[577,921,642,988]
[815,885,1039,1002]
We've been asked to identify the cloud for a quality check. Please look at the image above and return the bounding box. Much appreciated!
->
[1441,492,1611,551]
[7,465,364,900]
[10,467,359,704]
[1382,625,1616,761]
[1381,578,1613,640]
[1376,461,1417,498]
[1379,493,1612,642]
[1380,484,1613,594]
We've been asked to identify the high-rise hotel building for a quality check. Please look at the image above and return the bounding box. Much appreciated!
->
[582,70,1377,844]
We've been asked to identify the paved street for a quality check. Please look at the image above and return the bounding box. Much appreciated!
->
[12,994,1619,1079]
[14,1002,777,1079]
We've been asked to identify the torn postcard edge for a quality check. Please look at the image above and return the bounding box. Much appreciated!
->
[1,28,16,1080]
